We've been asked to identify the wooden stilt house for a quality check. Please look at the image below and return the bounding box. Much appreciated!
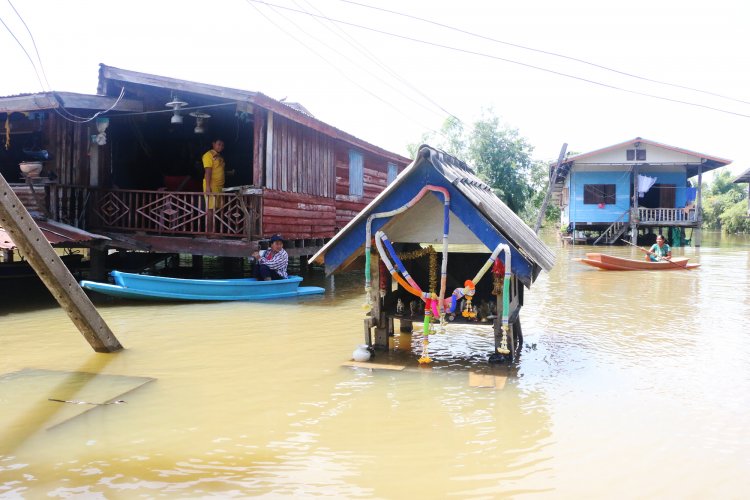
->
[310,145,555,363]
[0,64,410,275]
[551,137,732,247]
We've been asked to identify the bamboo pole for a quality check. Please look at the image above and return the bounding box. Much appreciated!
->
[0,174,122,353]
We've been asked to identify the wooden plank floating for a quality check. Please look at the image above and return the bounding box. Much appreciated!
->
[342,361,406,371]
[0,174,122,353]
[468,371,507,389]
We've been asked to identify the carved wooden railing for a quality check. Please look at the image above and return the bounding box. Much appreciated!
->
[52,186,262,239]
[637,207,696,223]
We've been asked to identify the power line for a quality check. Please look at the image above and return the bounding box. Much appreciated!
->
[245,0,443,137]
[337,0,750,107]
[2,1,125,123]
[0,12,46,91]
[6,0,50,90]
[270,0,448,122]
[297,0,462,122]
[246,0,750,120]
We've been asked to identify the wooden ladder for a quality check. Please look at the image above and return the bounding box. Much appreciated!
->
[593,211,629,245]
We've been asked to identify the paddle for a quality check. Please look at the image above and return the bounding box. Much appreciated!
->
[620,239,689,269]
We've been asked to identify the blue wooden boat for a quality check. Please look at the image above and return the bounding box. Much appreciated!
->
[80,271,325,301]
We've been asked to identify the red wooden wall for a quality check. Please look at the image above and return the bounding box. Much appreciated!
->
[266,114,335,197]
[261,188,336,239]
[334,142,394,231]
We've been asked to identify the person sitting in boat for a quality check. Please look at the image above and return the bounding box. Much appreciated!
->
[646,234,671,262]
[252,235,289,280]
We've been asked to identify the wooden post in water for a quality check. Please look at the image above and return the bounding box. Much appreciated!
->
[534,143,567,234]
[370,254,389,349]
[0,174,123,353]
[631,162,639,246]
[695,163,703,247]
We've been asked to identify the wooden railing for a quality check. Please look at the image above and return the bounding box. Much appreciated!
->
[52,186,262,239]
[637,207,696,223]
[51,185,90,228]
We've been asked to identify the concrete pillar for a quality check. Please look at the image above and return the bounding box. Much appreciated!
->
[0,173,122,352]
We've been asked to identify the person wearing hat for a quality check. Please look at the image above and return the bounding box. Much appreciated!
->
[252,235,289,280]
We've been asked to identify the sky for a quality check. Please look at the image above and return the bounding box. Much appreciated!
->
[1,0,749,178]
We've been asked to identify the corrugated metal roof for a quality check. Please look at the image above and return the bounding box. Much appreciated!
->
[0,91,142,113]
[311,145,556,276]
[423,148,556,272]
[0,220,109,250]
[733,167,750,183]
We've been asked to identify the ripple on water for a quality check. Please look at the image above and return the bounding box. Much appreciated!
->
[2,234,750,497]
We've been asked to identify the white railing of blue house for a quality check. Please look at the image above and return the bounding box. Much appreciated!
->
[637,207,696,223]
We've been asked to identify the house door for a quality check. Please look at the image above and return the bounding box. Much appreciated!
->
[659,184,676,208]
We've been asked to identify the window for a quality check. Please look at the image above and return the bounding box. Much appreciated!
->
[626,149,646,161]
[349,150,364,197]
[583,184,616,205]
[387,162,398,184]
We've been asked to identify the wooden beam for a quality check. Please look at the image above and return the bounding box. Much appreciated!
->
[534,143,567,234]
[695,164,703,247]
[0,174,122,353]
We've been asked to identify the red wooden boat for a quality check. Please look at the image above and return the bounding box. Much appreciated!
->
[576,253,700,271]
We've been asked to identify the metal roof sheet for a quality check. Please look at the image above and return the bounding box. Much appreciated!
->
[311,145,556,279]
[0,220,109,250]
[733,167,750,183]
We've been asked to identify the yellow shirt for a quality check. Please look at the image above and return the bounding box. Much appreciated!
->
[202,149,225,192]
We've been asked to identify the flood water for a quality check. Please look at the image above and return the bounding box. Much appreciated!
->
[1,231,749,498]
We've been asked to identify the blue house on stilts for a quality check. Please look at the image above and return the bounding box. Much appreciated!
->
[552,137,732,246]
[310,145,555,364]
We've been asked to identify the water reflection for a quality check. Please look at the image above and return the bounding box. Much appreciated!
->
[1,231,749,497]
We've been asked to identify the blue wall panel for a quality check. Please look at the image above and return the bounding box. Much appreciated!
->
[639,170,688,207]
[569,170,631,224]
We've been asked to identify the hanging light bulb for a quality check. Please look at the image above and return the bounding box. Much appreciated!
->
[189,111,211,134]
[165,97,188,124]
[94,117,109,146]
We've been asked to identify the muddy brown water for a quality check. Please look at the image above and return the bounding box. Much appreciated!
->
[1,231,748,497]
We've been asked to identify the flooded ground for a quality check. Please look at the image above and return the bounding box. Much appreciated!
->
[1,231,749,497]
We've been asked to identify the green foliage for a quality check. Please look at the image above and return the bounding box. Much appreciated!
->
[708,169,743,197]
[719,200,750,233]
[417,110,548,223]
[702,169,749,232]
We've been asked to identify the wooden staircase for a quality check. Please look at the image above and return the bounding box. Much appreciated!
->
[593,211,629,245]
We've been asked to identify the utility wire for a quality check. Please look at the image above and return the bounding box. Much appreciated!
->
[0,12,46,91]
[2,1,125,123]
[7,0,50,89]
[337,0,750,107]
[298,0,462,122]
[245,0,443,137]
[273,0,447,122]
[246,0,750,119]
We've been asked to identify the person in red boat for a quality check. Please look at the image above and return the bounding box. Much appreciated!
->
[646,234,671,262]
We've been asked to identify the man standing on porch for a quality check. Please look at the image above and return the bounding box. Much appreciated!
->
[203,139,225,234]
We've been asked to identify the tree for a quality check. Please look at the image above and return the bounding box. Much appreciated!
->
[701,169,749,232]
[414,110,539,221]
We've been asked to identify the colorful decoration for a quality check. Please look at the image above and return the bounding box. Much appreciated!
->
[363,183,515,362]
[364,185,450,316]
